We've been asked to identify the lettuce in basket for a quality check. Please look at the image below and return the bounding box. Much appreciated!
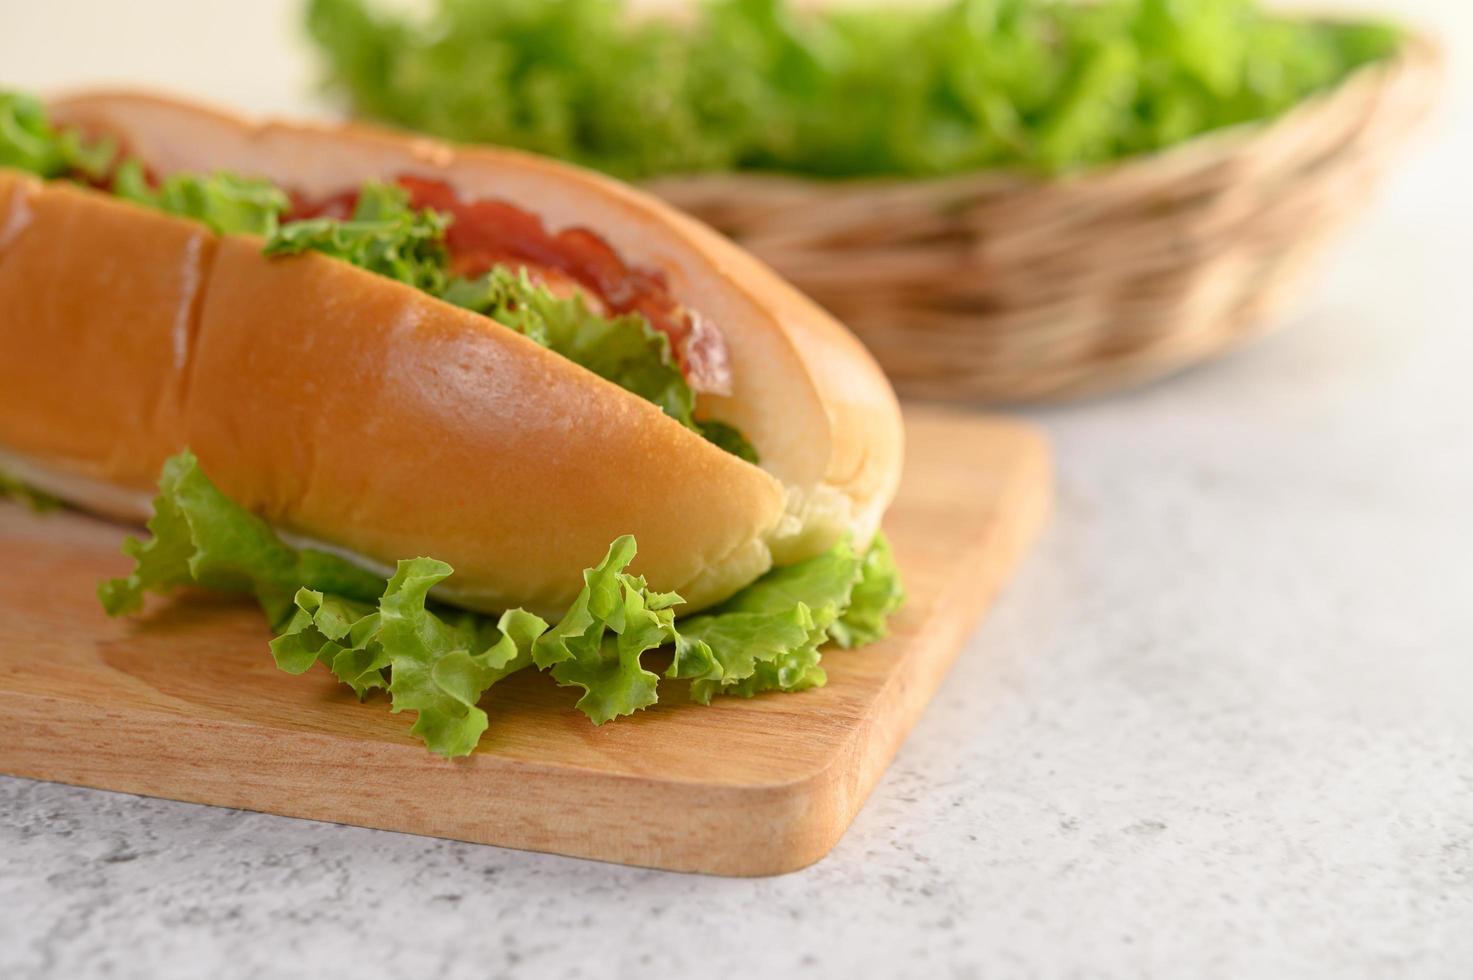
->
[306,0,1402,180]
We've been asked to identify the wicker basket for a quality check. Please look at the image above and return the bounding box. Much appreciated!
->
[645,34,1442,402]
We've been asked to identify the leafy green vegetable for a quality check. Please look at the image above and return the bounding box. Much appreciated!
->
[103,452,903,756]
[0,470,62,513]
[269,590,384,693]
[831,533,904,649]
[530,534,683,724]
[272,563,550,756]
[670,532,902,701]
[307,0,1402,179]
[1,91,285,236]
[670,605,818,704]
[97,450,385,625]
[695,420,759,465]
[0,90,114,179]
[443,267,697,431]
[443,269,756,458]
[265,180,451,293]
[112,159,292,237]
[671,540,861,701]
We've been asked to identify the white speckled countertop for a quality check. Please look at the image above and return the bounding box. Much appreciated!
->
[3,2,1471,977]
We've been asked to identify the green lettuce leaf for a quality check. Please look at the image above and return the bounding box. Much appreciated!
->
[265,180,451,293]
[306,0,1402,179]
[269,589,385,693]
[0,90,114,179]
[670,605,818,703]
[694,419,759,465]
[102,452,905,756]
[97,450,385,625]
[442,267,696,429]
[530,534,684,724]
[112,159,291,237]
[670,537,887,702]
[442,267,755,458]
[272,534,681,748]
[0,469,62,513]
[670,533,900,701]
[271,563,550,756]
[830,532,904,648]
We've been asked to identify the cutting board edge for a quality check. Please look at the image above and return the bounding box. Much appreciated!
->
[768,425,1054,874]
[0,688,883,875]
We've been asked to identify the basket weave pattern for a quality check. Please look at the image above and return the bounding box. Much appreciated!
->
[646,37,1441,402]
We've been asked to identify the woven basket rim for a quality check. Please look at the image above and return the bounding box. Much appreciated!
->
[642,29,1443,197]
[643,27,1442,404]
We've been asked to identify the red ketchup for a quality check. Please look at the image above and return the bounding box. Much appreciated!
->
[291,176,732,395]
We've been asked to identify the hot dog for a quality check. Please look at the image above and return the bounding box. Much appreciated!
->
[0,90,905,754]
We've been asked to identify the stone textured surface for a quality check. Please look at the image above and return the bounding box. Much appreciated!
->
[2,1,1471,977]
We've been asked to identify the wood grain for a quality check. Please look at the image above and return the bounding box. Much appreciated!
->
[0,406,1050,876]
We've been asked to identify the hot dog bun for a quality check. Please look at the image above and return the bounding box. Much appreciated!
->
[0,91,903,614]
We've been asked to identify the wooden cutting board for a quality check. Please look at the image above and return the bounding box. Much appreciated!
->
[0,406,1049,876]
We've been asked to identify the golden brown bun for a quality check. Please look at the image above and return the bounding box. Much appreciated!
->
[0,90,903,612]
[0,173,782,614]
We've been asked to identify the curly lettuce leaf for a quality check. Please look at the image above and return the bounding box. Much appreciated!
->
[102,453,905,756]
[442,267,696,428]
[442,268,755,457]
[531,534,683,724]
[671,533,901,701]
[0,469,62,513]
[441,268,754,459]
[0,90,114,179]
[671,604,818,703]
[273,534,681,747]
[97,450,385,625]
[306,0,1403,179]
[271,563,549,756]
[670,536,901,702]
[269,589,385,693]
[831,533,904,648]
[694,420,759,465]
[100,451,549,756]
[266,180,451,293]
[112,159,291,237]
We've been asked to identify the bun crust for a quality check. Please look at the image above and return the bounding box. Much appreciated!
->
[0,91,903,611]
